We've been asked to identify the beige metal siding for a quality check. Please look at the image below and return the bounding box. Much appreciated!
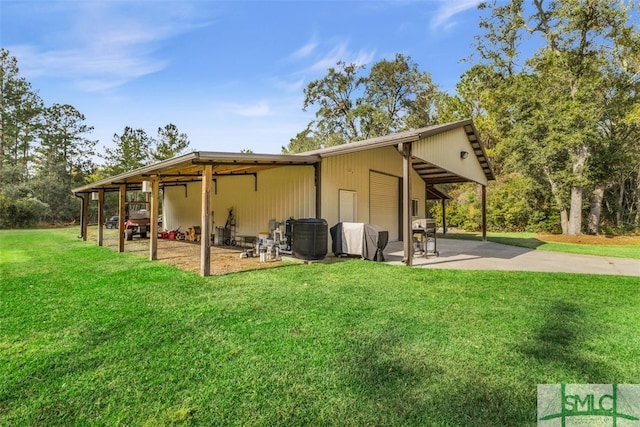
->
[163,166,316,238]
[412,127,488,185]
[163,183,202,231]
[370,171,399,240]
[320,145,425,236]
[212,166,316,237]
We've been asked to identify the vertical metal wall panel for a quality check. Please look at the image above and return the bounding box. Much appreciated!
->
[370,171,400,240]
[413,128,488,185]
[163,183,202,231]
[410,168,426,218]
[163,149,429,246]
[211,166,316,237]
[320,146,425,232]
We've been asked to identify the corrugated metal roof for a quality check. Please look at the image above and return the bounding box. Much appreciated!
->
[72,119,494,194]
[297,119,495,184]
[72,151,320,193]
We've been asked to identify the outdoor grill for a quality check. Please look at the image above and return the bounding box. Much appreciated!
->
[330,222,388,261]
[412,218,438,257]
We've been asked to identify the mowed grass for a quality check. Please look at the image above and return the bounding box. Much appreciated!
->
[1,229,639,426]
[442,231,640,259]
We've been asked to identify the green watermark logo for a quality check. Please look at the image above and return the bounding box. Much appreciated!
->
[538,384,640,426]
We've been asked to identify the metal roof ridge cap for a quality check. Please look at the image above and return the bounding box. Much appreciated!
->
[194,151,320,163]
[414,119,472,139]
[305,133,420,158]
[297,120,475,157]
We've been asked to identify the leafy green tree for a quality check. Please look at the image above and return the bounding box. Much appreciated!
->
[152,123,190,161]
[0,48,43,190]
[285,54,442,153]
[0,49,47,227]
[32,104,96,221]
[368,53,440,132]
[102,126,153,175]
[474,0,640,234]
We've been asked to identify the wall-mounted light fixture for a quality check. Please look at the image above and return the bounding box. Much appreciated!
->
[91,192,99,201]
[142,180,153,192]
[460,151,469,160]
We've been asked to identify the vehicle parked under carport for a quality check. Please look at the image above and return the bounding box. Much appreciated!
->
[105,215,119,229]
[123,211,150,240]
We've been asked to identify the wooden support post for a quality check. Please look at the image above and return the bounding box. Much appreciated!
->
[200,165,212,277]
[118,184,126,253]
[149,178,159,261]
[402,143,413,266]
[314,163,321,219]
[81,193,89,241]
[481,185,487,242]
[441,199,447,236]
[97,189,104,246]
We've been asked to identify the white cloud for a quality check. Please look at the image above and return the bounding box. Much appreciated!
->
[271,77,306,93]
[290,40,318,60]
[430,0,482,31]
[8,1,210,92]
[305,41,376,73]
[231,101,272,117]
[12,44,168,92]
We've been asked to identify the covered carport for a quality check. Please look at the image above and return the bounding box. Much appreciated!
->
[399,120,495,265]
[72,152,320,276]
[300,119,495,265]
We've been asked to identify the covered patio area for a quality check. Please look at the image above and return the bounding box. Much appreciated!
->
[382,238,640,276]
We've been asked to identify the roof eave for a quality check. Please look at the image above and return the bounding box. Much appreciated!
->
[72,151,321,194]
[297,119,475,158]
[72,152,200,194]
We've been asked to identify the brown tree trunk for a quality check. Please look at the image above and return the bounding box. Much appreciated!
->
[560,209,569,235]
[616,177,624,227]
[568,185,583,235]
[544,166,569,234]
[587,182,605,235]
[568,143,589,235]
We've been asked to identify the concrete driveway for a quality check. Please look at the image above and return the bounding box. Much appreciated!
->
[383,238,640,277]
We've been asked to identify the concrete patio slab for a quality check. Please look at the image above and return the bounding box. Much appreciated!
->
[383,239,640,277]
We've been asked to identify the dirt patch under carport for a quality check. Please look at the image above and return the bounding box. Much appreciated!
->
[87,227,291,275]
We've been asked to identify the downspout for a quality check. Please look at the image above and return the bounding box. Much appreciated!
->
[441,198,447,235]
[481,185,487,242]
[314,162,322,219]
[81,192,89,241]
[74,192,86,240]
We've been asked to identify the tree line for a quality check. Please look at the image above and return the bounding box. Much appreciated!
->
[283,0,640,235]
[0,48,190,228]
[2,0,638,235]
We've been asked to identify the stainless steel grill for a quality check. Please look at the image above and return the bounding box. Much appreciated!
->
[412,219,438,257]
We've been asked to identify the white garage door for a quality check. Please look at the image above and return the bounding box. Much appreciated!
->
[370,171,400,241]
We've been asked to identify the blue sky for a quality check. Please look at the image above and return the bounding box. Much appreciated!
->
[2,0,486,158]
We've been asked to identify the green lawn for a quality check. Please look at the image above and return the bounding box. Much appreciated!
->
[441,231,640,259]
[1,229,638,426]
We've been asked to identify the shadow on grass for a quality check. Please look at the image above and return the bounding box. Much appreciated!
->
[519,300,616,382]
[345,326,531,426]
